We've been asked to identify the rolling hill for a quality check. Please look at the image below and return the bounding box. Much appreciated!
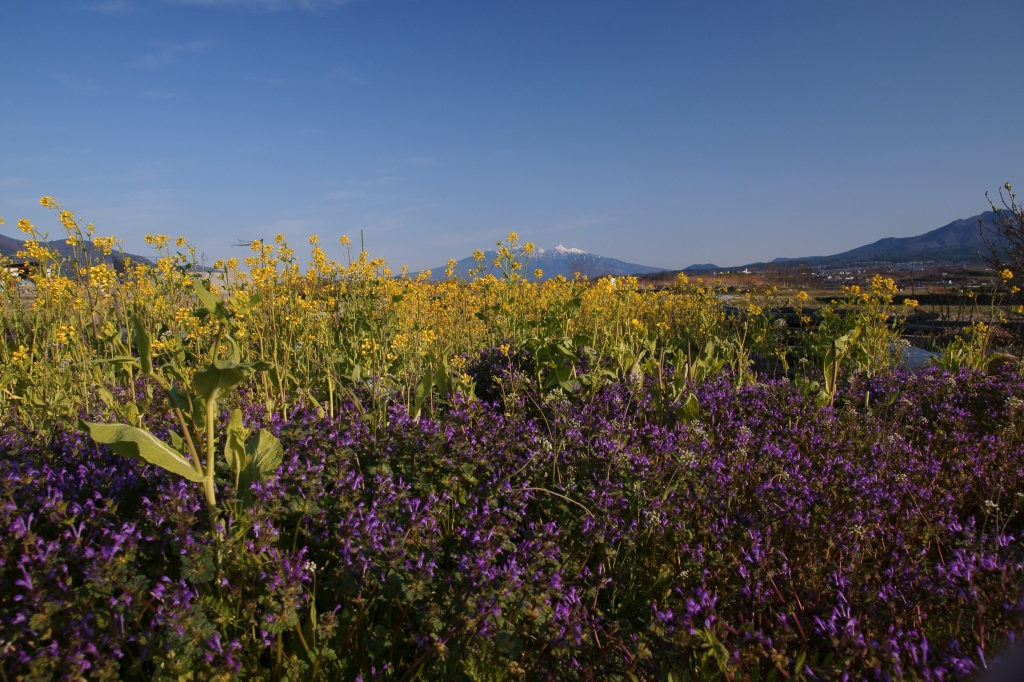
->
[0,232,153,270]
[760,211,1002,268]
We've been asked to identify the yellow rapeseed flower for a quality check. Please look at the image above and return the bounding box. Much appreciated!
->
[11,345,31,367]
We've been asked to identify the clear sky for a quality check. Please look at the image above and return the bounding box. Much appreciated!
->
[2,1,1023,270]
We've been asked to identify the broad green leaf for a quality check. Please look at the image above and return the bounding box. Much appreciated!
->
[227,407,244,432]
[96,386,115,407]
[194,279,229,319]
[677,392,700,423]
[132,315,153,376]
[413,365,432,418]
[224,408,247,473]
[432,360,451,397]
[168,386,191,414]
[168,429,187,455]
[123,401,140,427]
[193,359,272,401]
[80,421,203,482]
[223,335,241,365]
[246,428,283,476]
[238,428,283,494]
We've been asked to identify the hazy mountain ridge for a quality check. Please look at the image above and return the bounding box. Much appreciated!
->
[431,244,665,280]
[0,232,154,270]
[3,210,1006,280]
[750,211,1002,269]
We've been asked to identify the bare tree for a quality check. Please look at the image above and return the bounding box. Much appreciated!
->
[979,182,1024,342]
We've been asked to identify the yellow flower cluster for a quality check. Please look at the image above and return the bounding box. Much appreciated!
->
[10,345,31,367]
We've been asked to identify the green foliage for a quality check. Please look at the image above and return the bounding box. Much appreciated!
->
[79,420,205,482]
[934,322,993,372]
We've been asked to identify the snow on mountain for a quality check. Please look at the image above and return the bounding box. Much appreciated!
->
[428,245,664,281]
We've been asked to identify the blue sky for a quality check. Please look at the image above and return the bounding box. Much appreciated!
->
[2,1,1023,270]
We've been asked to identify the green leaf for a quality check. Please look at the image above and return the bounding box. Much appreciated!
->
[224,408,247,473]
[247,429,283,476]
[132,315,153,376]
[413,365,432,418]
[238,428,283,494]
[677,392,700,423]
[80,421,203,482]
[193,358,273,401]
[194,279,230,320]
[96,386,115,407]
[122,401,140,427]
[432,360,451,397]
[168,429,187,455]
[167,385,192,417]
[85,356,139,368]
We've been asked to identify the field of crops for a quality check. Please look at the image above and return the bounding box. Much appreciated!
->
[2,201,1023,680]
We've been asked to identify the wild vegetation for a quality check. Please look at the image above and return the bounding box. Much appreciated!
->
[1,196,1023,680]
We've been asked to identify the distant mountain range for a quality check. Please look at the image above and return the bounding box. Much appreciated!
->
[431,244,665,280]
[432,212,1004,281]
[3,210,1004,280]
[743,211,1001,269]
[684,211,1001,273]
[0,232,153,270]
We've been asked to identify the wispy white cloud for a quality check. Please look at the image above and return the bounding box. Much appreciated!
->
[135,40,216,68]
[332,66,363,84]
[142,89,180,100]
[167,0,360,11]
[87,0,133,13]
[54,73,101,92]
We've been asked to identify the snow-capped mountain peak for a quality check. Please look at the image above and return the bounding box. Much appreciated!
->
[535,244,588,256]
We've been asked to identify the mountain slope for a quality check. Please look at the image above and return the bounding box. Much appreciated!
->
[766,212,1001,267]
[431,245,664,280]
[0,232,153,269]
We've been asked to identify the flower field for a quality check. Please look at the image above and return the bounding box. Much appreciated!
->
[1,200,1023,680]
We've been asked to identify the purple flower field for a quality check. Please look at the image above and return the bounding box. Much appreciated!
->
[2,367,1023,680]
